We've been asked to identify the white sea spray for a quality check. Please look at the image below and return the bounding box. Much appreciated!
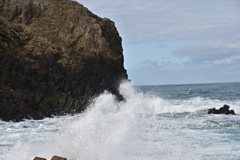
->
[1,81,240,160]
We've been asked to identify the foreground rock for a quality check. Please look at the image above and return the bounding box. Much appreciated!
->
[0,0,127,121]
[33,157,47,160]
[51,156,67,160]
[33,156,67,160]
[208,104,236,115]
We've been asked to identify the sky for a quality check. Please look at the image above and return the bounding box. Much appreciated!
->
[78,0,240,85]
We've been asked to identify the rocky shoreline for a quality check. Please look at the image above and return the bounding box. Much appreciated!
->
[0,0,128,121]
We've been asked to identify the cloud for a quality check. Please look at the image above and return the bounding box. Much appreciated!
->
[78,0,240,44]
[129,57,240,85]
[77,0,240,85]
[174,41,240,62]
[213,55,240,65]
[139,60,168,73]
[158,44,167,48]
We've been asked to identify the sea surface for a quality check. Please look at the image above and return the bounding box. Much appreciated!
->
[1,82,240,160]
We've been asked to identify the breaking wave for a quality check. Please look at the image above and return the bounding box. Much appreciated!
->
[1,81,240,160]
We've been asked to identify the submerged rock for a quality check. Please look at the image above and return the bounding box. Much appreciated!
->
[208,104,236,115]
[0,0,128,121]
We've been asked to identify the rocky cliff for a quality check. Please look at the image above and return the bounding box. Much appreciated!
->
[0,0,128,121]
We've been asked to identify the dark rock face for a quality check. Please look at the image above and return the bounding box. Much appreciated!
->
[208,104,236,115]
[0,0,128,121]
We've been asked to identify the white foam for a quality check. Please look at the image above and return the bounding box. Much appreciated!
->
[1,81,240,160]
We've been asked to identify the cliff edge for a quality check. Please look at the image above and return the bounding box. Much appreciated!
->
[0,0,128,121]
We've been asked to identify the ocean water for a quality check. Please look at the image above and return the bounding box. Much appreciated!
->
[1,81,240,160]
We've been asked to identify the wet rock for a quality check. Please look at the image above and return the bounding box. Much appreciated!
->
[0,0,128,121]
[51,155,67,160]
[33,157,47,160]
[208,104,236,115]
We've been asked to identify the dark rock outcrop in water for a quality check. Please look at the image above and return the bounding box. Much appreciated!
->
[208,104,236,115]
[0,0,128,121]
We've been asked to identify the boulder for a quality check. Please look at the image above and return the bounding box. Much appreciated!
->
[33,157,47,160]
[33,156,67,160]
[208,104,236,115]
[51,155,67,160]
[0,0,128,121]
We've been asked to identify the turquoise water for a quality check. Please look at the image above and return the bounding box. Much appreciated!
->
[1,82,240,160]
